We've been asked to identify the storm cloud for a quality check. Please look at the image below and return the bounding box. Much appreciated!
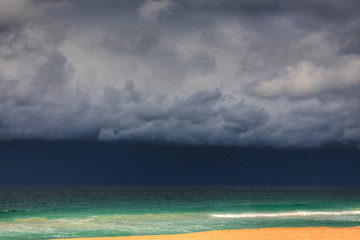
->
[0,0,360,147]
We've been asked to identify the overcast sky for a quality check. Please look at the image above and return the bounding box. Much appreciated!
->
[1,0,360,147]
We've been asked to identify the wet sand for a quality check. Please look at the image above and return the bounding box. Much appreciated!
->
[52,227,360,240]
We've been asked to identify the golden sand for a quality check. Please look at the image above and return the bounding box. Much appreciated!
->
[53,227,360,240]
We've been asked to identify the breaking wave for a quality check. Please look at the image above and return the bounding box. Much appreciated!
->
[211,210,360,218]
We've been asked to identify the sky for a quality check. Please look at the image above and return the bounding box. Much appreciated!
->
[0,0,359,147]
[0,0,360,186]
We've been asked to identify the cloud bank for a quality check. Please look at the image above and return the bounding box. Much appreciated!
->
[0,0,360,147]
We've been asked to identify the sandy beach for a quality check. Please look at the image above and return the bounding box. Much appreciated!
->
[53,227,360,240]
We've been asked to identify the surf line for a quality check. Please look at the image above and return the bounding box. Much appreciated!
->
[211,210,360,218]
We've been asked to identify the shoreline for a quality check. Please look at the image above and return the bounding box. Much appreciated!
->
[52,227,360,240]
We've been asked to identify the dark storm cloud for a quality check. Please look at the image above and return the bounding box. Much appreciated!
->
[0,0,359,147]
[98,82,269,145]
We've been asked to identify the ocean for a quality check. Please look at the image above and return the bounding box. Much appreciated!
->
[0,186,360,240]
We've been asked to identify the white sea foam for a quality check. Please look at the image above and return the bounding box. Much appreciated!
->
[211,210,360,218]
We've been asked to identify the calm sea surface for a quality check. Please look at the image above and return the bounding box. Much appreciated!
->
[1,186,360,240]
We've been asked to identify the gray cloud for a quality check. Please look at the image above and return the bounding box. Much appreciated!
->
[97,84,269,145]
[0,0,359,147]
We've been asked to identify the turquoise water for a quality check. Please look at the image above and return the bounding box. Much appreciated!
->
[0,186,360,240]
